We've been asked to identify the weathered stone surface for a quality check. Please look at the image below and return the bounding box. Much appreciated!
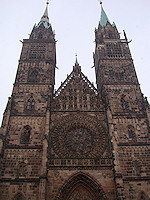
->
[0,4,150,200]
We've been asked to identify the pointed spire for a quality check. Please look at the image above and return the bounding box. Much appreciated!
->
[73,54,81,73]
[99,2,110,27]
[75,54,79,66]
[40,1,49,23]
[36,1,51,29]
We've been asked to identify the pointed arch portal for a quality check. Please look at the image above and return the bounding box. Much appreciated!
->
[56,172,108,200]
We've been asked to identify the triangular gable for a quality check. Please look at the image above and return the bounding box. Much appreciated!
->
[53,66,103,111]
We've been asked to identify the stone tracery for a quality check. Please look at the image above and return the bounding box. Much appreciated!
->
[51,113,107,158]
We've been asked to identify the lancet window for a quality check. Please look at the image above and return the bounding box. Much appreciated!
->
[127,126,135,139]
[134,162,140,176]
[20,125,31,144]
[26,96,35,110]
[18,162,27,177]
[121,95,129,111]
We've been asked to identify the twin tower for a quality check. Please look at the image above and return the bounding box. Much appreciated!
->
[0,3,150,200]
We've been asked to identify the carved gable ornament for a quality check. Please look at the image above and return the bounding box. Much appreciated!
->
[52,66,103,112]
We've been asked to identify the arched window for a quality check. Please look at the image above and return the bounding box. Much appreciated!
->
[27,96,35,110]
[121,95,129,111]
[17,162,27,177]
[28,70,40,83]
[127,125,135,139]
[134,162,140,176]
[20,125,31,144]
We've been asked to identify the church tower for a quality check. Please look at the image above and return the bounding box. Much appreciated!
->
[94,3,150,199]
[0,3,57,200]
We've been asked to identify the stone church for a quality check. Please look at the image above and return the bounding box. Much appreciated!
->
[0,2,150,200]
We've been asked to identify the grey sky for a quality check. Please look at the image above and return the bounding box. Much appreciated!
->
[0,0,150,123]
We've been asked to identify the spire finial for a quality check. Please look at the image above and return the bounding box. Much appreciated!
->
[98,0,102,5]
[46,0,49,5]
[75,54,79,66]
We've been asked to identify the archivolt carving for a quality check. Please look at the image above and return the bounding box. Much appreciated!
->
[51,113,107,158]
[56,172,108,200]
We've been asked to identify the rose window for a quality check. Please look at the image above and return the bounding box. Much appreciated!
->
[65,128,93,155]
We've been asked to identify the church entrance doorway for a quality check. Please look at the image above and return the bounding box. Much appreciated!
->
[56,172,108,200]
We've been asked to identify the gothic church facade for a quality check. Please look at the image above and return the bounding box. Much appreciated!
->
[0,3,150,200]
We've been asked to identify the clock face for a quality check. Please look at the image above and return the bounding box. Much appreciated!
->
[65,128,93,155]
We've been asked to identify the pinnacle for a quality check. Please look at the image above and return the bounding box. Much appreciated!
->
[75,54,79,66]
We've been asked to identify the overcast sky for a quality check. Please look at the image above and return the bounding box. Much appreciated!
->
[0,0,150,123]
